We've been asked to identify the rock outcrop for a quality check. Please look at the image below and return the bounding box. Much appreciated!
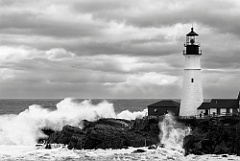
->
[181,116,240,155]
[45,118,160,149]
[43,115,240,155]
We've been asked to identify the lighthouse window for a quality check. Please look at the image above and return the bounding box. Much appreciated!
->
[191,78,194,83]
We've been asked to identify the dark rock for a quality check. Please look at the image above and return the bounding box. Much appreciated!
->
[38,128,55,144]
[46,117,160,150]
[48,125,85,146]
[132,149,146,153]
[182,116,240,156]
[201,138,213,154]
[183,135,197,155]
[234,122,240,156]
[45,143,51,149]
[37,137,48,144]
[85,123,126,149]
[41,128,55,136]
[43,116,240,155]
[62,125,85,135]
[214,141,229,154]
[125,132,146,147]
[48,131,61,144]
[68,135,85,150]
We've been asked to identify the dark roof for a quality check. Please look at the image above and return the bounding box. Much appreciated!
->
[148,100,180,108]
[209,99,238,109]
[186,27,198,36]
[198,102,210,109]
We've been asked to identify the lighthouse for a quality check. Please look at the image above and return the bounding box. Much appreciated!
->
[179,27,203,116]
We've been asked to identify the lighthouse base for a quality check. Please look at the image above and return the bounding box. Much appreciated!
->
[180,69,203,116]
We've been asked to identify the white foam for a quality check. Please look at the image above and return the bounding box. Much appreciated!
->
[1,145,239,161]
[117,108,147,120]
[159,113,191,153]
[0,98,147,146]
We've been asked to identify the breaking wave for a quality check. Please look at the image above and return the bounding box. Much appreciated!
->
[0,98,147,145]
[159,113,191,153]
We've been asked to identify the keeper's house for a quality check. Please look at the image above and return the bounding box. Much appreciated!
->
[148,92,240,117]
[148,100,180,116]
[198,97,240,116]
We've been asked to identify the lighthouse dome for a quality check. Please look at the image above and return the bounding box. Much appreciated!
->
[186,27,198,36]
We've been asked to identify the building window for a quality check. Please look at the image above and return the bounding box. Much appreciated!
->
[226,108,230,113]
[191,78,194,83]
[217,108,221,115]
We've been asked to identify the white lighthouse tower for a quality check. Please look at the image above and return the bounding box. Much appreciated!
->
[179,27,203,116]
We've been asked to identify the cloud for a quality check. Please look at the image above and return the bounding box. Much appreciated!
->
[105,72,179,97]
[0,1,104,38]
[0,45,77,70]
[0,0,240,98]
[0,45,41,63]
[202,71,240,98]
[72,0,240,37]
[0,68,16,81]
[45,48,75,61]
[125,72,178,86]
[0,44,181,98]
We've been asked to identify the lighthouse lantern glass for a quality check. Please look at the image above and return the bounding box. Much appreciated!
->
[187,35,197,45]
[186,27,199,46]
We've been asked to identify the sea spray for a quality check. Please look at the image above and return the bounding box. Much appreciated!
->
[0,98,147,146]
[117,108,148,120]
[159,113,191,153]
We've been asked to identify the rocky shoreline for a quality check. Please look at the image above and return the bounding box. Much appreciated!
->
[41,117,160,150]
[181,116,240,156]
[40,116,240,156]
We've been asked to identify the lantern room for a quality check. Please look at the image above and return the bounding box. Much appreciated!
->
[183,27,202,55]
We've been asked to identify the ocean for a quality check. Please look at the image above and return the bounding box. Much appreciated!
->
[0,98,239,161]
[0,99,158,115]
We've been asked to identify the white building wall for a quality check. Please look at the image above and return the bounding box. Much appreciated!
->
[184,55,201,69]
[197,109,205,115]
[221,108,227,114]
[210,108,217,115]
[180,55,203,116]
[208,108,234,115]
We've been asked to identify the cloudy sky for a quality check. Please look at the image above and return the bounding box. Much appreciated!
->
[0,0,240,99]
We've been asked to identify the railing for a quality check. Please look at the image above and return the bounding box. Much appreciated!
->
[178,112,239,120]
[146,112,240,120]
[184,42,201,46]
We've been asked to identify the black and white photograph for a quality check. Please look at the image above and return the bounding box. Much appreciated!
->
[0,0,240,160]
